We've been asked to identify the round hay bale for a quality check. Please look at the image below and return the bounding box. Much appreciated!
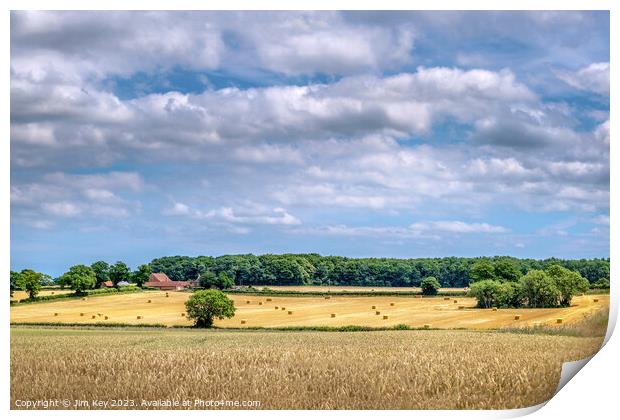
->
[54,312,59,316]
[104,316,108,320]
[371,305,376,309]
[137,315,143,320]
[165,293,169,297]
[147,300,152,303]
[325,296,331,300]
[266,298,272,302]
[288,311,293,315]
[258,302,263,305]
[492,307,498,311]
[444,297,451,301]
[181,313,185,317]
[246,300,251,304]
[556,318,563,324]
[91,315,96,319]
[423,324,431,329]
[458,306,465,310]
[390,302,395,306]
[275,306,279,309]
[375,311,380,315]
[514,315,521,320]
[80,313,85,316]
[331,313,336,318]
[594,298,599,303]
[82,297,87,301]
[453,300,458,303]
[383,315,388,320]
[281,307,286,310]
[51,292,55,295]
[240,319,247,325]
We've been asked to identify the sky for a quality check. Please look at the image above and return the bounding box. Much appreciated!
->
[10,11,610,276]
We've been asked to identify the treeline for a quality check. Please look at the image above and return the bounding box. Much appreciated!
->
[150,254,610,288]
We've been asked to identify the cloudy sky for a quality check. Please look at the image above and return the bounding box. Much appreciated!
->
[10,11,609,275]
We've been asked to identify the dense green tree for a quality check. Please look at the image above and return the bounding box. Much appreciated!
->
[468,280,501,308]
[217,272,235,289]
[546,264,590,307]
[10,271,21,297]
[420,276,441,296]
[494,260,522,282]
[496,281,521,307]
[199,270,235,289]
[90,261,110,288]
[108,261,131,286]
[16,269,43,299]
[519,270,560,308]
[199,271,218,288]
[185,289,236,328]
[144,254,609,289]
[59,265,96,293]
[592,278,610,289]
[131,264,152,287]
[470,261,496,283]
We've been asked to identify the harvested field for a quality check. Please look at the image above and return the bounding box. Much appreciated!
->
[11,289,74,301]
[10,291,609,330]
[10,327,604,409]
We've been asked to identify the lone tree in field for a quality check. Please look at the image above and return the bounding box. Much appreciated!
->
[421,276,441,296]
[185,289,236,328]
[60,264,97,294]
[16,269,43,299]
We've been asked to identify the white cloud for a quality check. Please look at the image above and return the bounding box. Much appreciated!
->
[163,202,301,228]
[409,220,509,234]
[555,62,610,95]
[41,201,82,217]
[11,171,144,220]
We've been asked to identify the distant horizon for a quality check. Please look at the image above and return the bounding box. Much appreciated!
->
[11,11,609,276]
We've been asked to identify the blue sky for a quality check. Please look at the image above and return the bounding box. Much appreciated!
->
[10,11,609,276]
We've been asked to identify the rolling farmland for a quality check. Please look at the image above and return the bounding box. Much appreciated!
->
[10,290,609,330]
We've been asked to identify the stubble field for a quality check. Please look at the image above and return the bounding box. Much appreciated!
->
[10,290,609,329]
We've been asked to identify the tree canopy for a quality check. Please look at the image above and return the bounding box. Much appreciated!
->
[184,289,236,328]
[59,265,97,293]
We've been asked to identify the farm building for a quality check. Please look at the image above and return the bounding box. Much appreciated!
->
[144,272,197,290]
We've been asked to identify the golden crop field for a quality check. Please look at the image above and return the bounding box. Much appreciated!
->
[11,289,73,302]
[10,327,604,409]
[10,291,609,330]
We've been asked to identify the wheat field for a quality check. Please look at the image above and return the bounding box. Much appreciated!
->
[10,291,609,329]
[10,327,604,410]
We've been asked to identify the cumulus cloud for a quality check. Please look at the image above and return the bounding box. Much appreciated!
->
[555,62,610,95]
[9,11,609,257]
[11,66,537,169]
[409,220,509,234]
[163,202,301,230]
[10,11,415,78]
[11,171,144,225]
[291,220,508,239]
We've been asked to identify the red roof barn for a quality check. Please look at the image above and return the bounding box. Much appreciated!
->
[144,272,197,290]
